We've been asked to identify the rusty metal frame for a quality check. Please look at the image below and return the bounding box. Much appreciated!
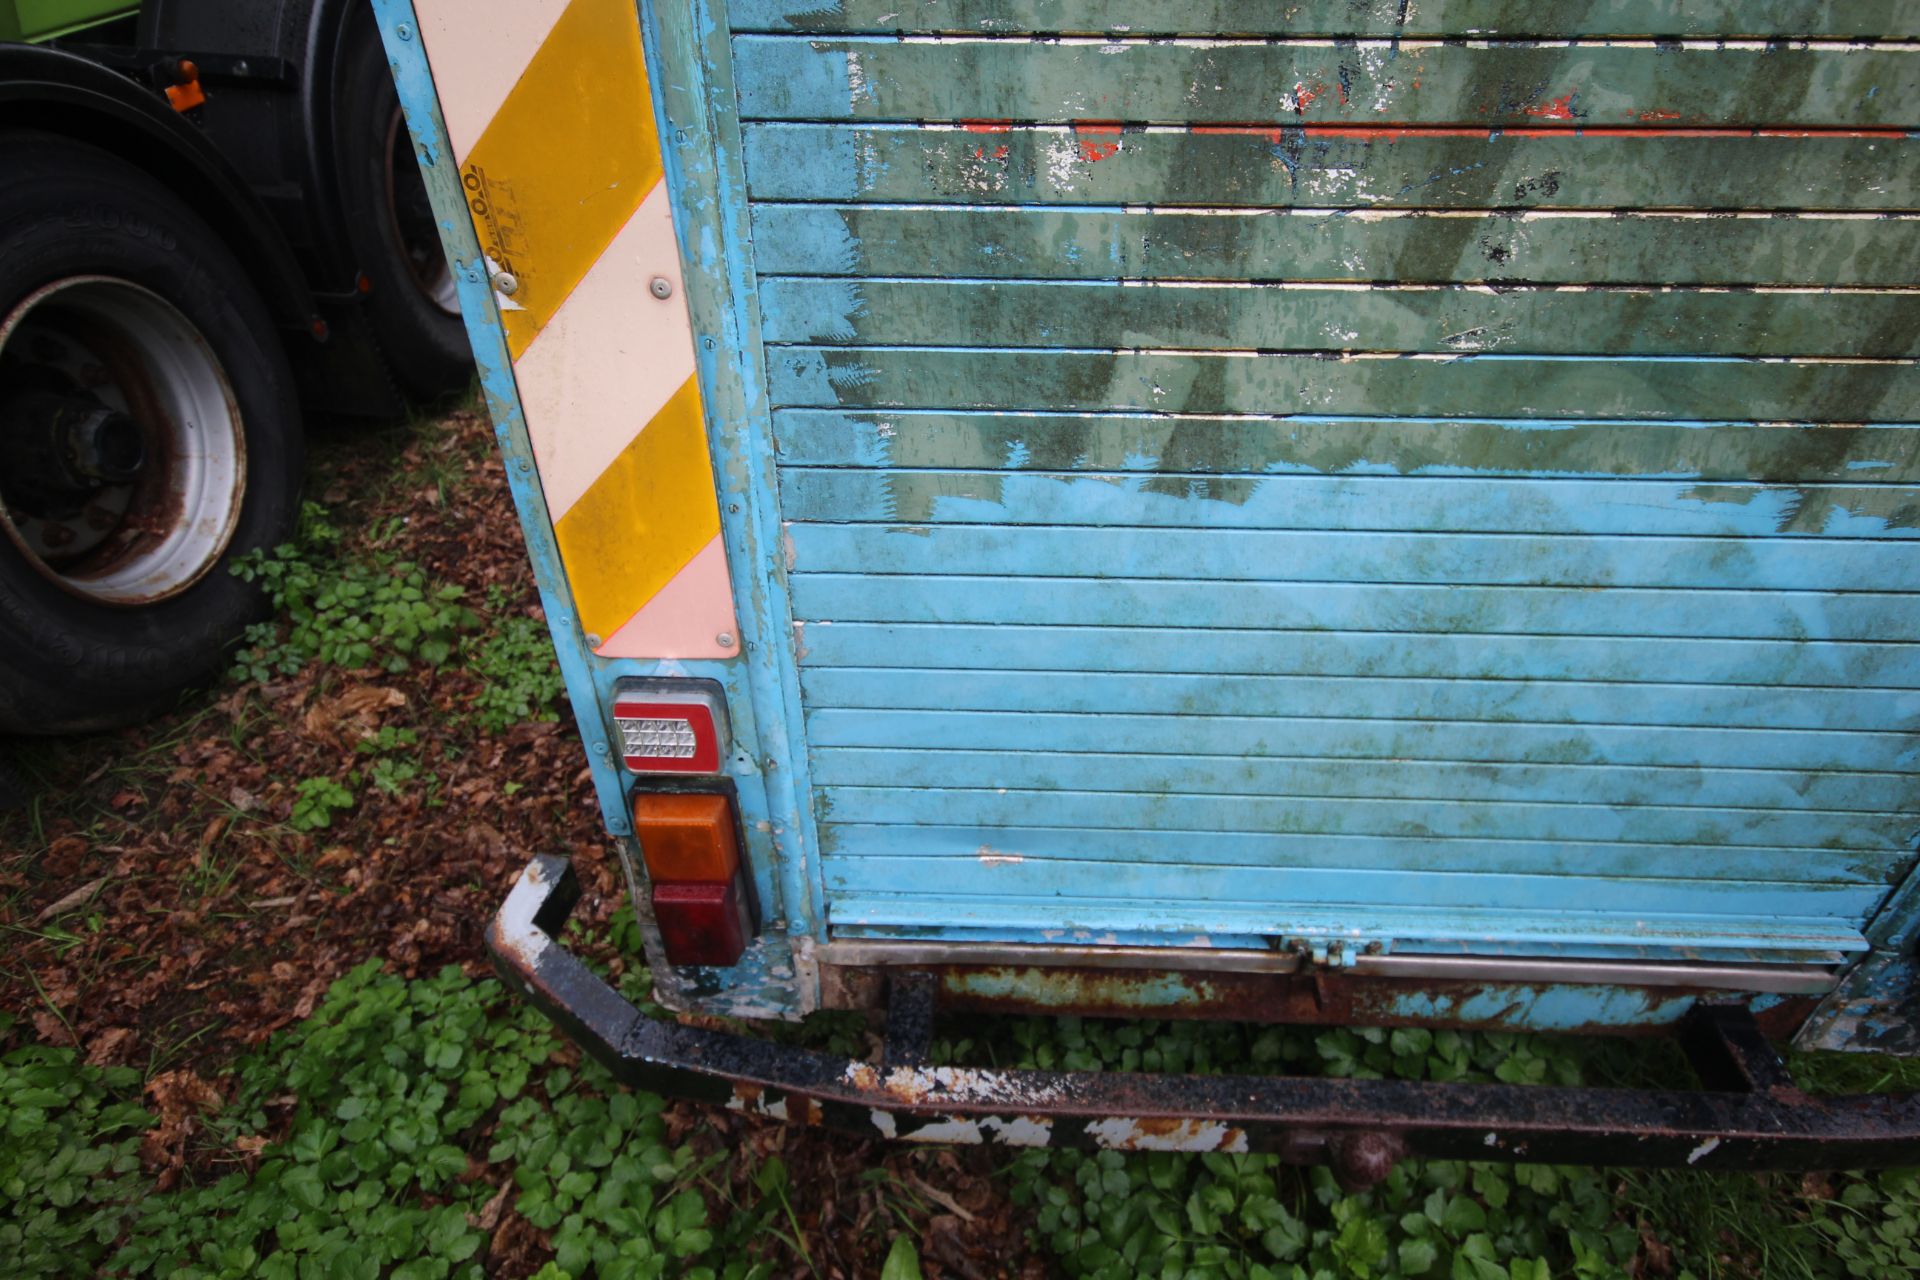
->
[815,939,1841,995]
[491,857,1920,1179]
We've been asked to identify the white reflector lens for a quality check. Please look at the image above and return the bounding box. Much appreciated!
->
[621,717,699,759]
[610,679,729,775]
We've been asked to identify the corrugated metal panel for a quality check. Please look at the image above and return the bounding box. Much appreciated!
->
[734,5,1920,958]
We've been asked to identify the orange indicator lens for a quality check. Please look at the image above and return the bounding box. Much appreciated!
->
[632,792,739,883]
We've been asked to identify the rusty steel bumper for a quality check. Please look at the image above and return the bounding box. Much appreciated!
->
[488,857,1920,1180]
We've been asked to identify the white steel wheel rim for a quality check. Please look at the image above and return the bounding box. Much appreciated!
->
[0,276,247,606]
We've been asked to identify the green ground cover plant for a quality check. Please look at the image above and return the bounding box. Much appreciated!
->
[228,501,566,738]
[6,962,1918,1279]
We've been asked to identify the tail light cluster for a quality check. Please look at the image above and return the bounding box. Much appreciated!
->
[613,680,756,966]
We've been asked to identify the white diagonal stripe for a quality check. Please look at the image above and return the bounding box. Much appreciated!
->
[513,182,696,519]
[414,0,570,162]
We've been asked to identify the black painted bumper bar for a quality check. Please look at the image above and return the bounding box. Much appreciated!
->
[488,857,1920,1179]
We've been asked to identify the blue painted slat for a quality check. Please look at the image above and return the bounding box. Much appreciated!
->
[727,1,1919,39]
[797,622,1919,689]
[798,669,1920,733]
[821,858,1886,924]
[771,411,1920,484]
[777,470,1920,539]
[808,749,1916,815]
[741,124,1919,211]
[729,37,1920,127]
[803,708,1920,773]
[757,277,1920,358]
[817,785,1910,852]
[749,204,1920,287]
[790,574,1920,643]
[786,523,1920,592]
[768,348,1920,421]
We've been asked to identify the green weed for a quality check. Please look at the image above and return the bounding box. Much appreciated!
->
[101,963,782,1280]
[287,777,356,833]
[467,613,567,732]
[229,501,477,682]
[0,1018,151,1274]
[231,544,477,679]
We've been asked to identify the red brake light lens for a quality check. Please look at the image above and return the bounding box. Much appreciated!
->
[611,680,729,775]
[650,882,750,967]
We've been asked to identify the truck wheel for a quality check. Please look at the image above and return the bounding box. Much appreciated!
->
[335,3,474,404]
[0,131,303,734]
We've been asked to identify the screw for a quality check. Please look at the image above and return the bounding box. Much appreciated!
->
[715,631,735,648]
[584,632,603,648]
[395,22,412,40]
[649,276,674,300]
[702,336,716,351]
[515,457,532,472]
[591,741,610,756]
[492,271,519,296]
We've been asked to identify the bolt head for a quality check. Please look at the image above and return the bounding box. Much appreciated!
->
[716,632,736,649]
[395,22,413,39]
[649,276,674,300]
[591,741,610,756]
[492,271,519,296]
[584,632,603,648]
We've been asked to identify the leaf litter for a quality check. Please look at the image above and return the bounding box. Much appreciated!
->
[0,404,1034,1278]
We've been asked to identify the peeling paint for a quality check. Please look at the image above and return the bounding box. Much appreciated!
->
[1084,1117,1251,1152]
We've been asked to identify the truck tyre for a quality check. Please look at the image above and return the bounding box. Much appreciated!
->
[0,130,303,734]
[334,3,473,403]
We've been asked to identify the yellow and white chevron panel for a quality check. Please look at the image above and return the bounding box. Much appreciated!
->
[414,0,737,659]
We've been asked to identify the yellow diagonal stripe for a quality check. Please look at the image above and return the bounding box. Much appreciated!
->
[554,375,720,643]
[458,0,661,359]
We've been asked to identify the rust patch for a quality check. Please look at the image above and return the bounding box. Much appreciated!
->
[921,964,1812,1039]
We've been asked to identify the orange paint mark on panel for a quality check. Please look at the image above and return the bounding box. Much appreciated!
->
[1524,93,1579,121]
[961,119,1012,133]
[1191,124,1287,142]
[1074,120,1123,162]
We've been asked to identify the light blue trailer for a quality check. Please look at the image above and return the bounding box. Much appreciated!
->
[377,0,1920,1169]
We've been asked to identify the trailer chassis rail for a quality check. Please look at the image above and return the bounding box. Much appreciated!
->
[489,857,1920,1183]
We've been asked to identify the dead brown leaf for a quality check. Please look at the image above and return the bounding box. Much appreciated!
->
[35,874,109,923]
[85,1026,138,1067]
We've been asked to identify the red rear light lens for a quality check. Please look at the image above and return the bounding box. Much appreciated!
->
[651,881,750,966]
[612,680,729,775]
[633,789,755,967]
